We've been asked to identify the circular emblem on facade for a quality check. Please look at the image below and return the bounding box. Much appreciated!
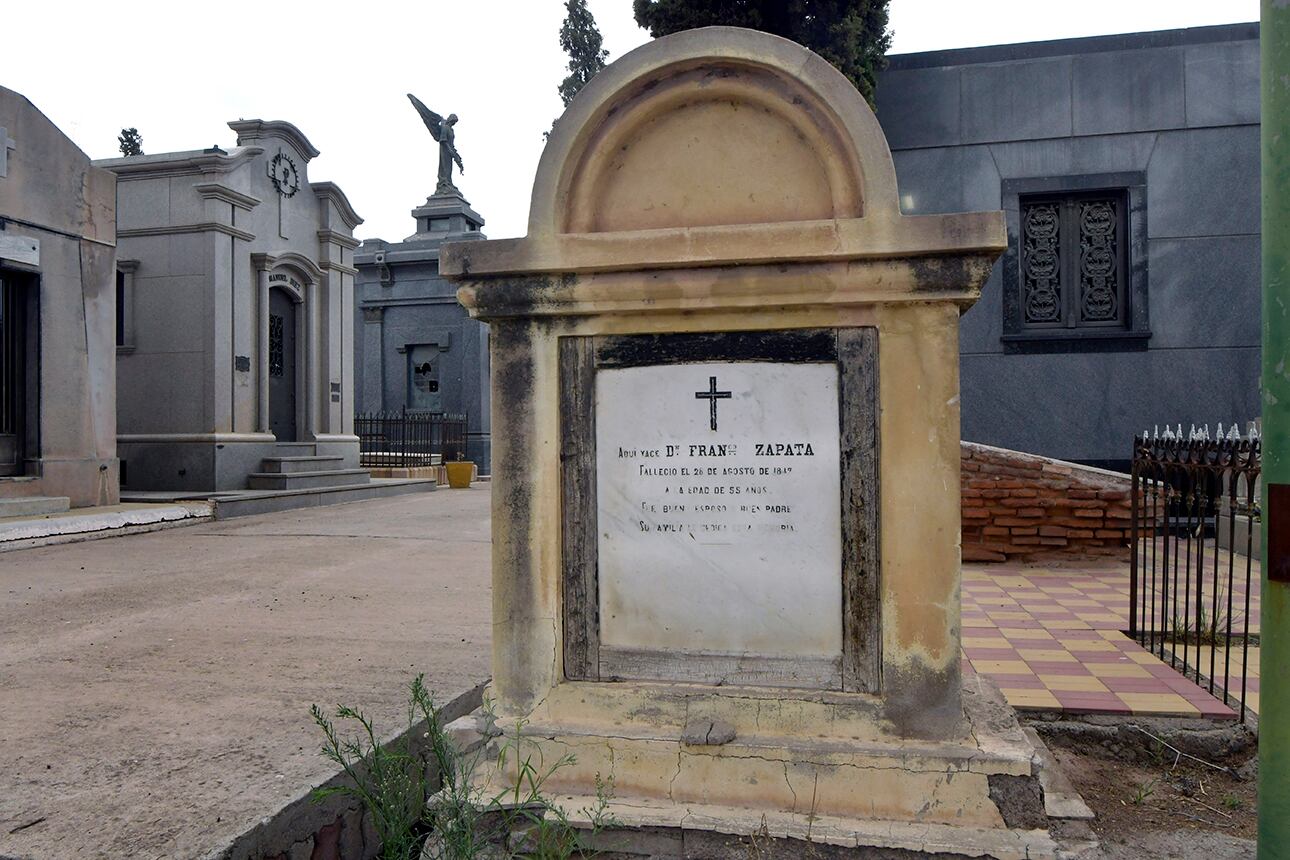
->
[269,150,300,198]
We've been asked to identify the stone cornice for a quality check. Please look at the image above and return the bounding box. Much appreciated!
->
[194,182,262,211]
[442,212,1005,278]
[317,229,361,250]
[452,249,1002,320]
[227,119,321,160]
[118,223,255,242]
[319,261,359,276]
[312,181,364,230]
[97,147,263,180]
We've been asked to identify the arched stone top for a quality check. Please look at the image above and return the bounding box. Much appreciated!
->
[253,252,323,300]
[272,252,323,283]
[442,27,1006,318]
[228,119,321,162]
[531,27,900,237]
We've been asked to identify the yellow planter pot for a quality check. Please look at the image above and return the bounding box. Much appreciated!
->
[445,461,474,489]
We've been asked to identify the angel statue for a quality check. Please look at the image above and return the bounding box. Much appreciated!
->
[407,93,464,195]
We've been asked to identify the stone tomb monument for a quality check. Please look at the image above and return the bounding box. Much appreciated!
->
[443,27,1056,857]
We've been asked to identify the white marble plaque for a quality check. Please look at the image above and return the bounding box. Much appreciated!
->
[595,361,843,660]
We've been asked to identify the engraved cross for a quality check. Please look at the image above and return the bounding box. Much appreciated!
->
[694,375,732,432]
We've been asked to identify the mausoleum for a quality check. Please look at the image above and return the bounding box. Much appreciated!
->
[353,190,491,473]
[877,22,1261,470]
[0,86,118,511]
[99,121,366,493]
[443,27,1058,857]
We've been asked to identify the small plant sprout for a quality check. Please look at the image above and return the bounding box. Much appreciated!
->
[1129,778,1158,805]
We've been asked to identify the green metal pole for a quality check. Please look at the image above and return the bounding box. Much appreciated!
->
[1261,3,1290,858]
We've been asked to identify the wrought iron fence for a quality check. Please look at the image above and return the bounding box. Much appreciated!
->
[1130,425,1262,722]
[355,409,467,469]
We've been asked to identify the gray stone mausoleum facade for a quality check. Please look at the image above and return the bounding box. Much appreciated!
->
[353,192,491,473]
[99,120,364,492]
[877,22,1261,470]
[0,87,118,509]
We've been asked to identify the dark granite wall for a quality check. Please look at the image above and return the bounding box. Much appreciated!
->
[354,213,491,474]
[876,23,1261,469]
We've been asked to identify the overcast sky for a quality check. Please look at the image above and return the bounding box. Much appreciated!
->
[4,1,1260,242]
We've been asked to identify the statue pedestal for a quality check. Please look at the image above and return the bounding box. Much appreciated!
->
[406,191,485,242]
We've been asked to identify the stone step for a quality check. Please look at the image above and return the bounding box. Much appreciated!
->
[0,495,72,518]
[246,469,371,491]
[259,456,345,474]
[211,478,436,519]
[272,442,317,457]
[1023,728,1095,821]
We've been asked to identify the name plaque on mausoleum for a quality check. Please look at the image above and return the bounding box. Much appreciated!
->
[596,361,843,662]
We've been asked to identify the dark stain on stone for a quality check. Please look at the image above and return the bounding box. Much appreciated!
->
[471,274,577,318]
[596,329,837,368]
[987,774,1048,830]
[489,319,542,707]
[881,661,964,740]
[909,253,998,294]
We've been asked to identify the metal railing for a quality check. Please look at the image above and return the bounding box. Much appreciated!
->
[1130,425,1262,722]
[355,409,467,469]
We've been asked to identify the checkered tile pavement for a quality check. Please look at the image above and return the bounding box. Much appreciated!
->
[960,560,1259,719]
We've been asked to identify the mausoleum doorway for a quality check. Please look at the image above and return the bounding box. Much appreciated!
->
[0,274,33,477]
[407,344,443,413]
[268,285,299,442]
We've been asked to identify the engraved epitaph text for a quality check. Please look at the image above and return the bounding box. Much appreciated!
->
[595,362,843,660]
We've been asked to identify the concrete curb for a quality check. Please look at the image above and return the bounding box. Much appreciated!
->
[0,503,213,553]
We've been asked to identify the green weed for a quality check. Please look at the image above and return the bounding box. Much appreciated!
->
[1129,778,1158,805]
[313,676,616,859]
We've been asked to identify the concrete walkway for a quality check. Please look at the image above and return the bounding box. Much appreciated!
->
[0,489,492,860]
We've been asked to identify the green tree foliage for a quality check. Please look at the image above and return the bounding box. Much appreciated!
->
[117,128,144,157]
[558,0,610,108]
[632,0,891,107]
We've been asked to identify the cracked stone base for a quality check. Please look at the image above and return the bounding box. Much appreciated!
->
[551,795,1058,859]
[458,678,1062,858]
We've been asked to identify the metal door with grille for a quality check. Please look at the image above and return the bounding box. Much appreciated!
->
[269,288,297,441]
[0,276,26,476]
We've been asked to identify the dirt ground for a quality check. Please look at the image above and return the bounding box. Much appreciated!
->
[1046,738,1258,858]
[0,485,1267,859]
[0,489,493,860]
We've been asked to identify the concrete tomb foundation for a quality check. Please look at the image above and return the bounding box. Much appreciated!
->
[442,27,1056,857]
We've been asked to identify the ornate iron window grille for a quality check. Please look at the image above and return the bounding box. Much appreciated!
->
[1020,191,1127,331]
[269,314,284,377]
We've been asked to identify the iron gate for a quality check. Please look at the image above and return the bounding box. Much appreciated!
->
[1130,429,1261,721]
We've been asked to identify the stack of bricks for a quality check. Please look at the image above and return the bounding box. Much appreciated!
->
[961,441,1134,562]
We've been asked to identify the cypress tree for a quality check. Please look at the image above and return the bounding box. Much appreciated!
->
[558,0,610,108]
[118,128,144,157]
[632,0,891,108]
